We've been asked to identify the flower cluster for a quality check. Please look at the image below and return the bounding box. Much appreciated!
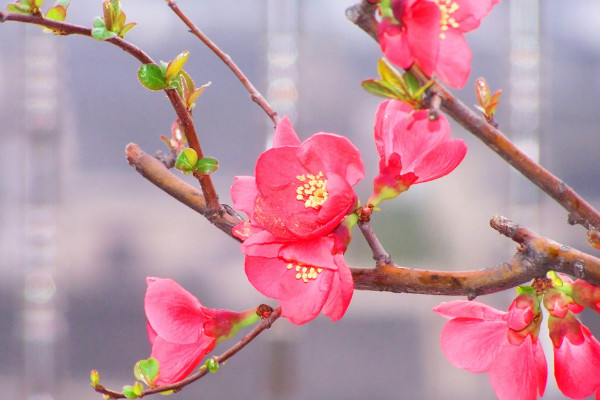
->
[369,99,467,206]
[376,0,501,88]
[434,273,600,400]
[144,277,259,385]
[231,117,364,325]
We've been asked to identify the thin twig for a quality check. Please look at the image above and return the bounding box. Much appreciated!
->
[345,0,600,231]
[0,11,222,212]
[165,0,280,126]
[94,308,282,398]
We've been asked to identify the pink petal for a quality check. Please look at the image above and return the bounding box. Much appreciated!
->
[299,133,365,187]
[278,265,335,325]
[554,325,600,399]
[412,138,467,184]
[452,0,501,32]
[144,277,210,345]
[242,230,290,258]
[439,318,507,372]
[433,300,505,321]
[489,336,547,400]
[321,255,354,321]
[230,176,259,220]
[404,0,441,76]
[272,116,301,148]
[150,336,216,385]
[435,30,472,89]
[244,255,289,298]
[379,21,414,69]
[278,236,338,270]
[374,100,412,159]
[394,110,452,172]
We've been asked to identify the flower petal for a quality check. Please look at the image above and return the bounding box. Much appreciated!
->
[321,255,354,321]
[452,0,501,32]
[272,116,301,148]
[404,0,441,76]
[278,266,334,325]
[489,337,547,400]
[435,30,472,89]
[144,277,210,345]
[413,138,467,184]
[439,317,507,372]
[433,300,505,321]
[244,255,289,299]
[231,176,259,220]
[150,335,216,385]
[379,20,414,69]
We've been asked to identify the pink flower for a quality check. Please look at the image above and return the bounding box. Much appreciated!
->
[240,225,354,325]
[433,296,547,400]
[231,117,364,240]
[378,0,501,88]
[369,99,466,205]
[144,277,258,385]
[545,288,600,399]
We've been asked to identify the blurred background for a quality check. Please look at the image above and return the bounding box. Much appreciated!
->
[1,0,599,399]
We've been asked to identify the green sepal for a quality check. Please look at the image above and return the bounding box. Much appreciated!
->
[516,285,536,295]
[205,357,219,373]
[165,51,189,84]
[137,64,168,91]
[174,148,198,174]
[194,157,219,175]
[134,358,159,387]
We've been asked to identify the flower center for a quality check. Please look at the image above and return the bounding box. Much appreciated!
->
[295,171,328,209]
[286,263,324,283]
[436,0,459,39]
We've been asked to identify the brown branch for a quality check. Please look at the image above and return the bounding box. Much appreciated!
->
[165,0,280,126]
[351,215,600,297]
[0,11,222,212]
[125,143,242,237]
[345,0,600,231]
[94,308,282,399]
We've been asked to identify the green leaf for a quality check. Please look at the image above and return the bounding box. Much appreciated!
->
[194,157,219,175]
[6,3,32,14]
[137,64,167,91]
[122,386,139,399]
[475,77,490,106]
[102,0,114,31]
[112,10,126,33]
[174,148,198,174]
[46,5,66,21]
[90,370,100,388]
[119,22,136,38]
[134,358,159,387]
[361,79,402,99]
[403,71,420,95]
[377,58,406,92]
[91,27,117,41]
[411,79,435,101]
[165,51,189,84]
[205,358,219,373]
[92,16,106,28]
[187,81,211,109]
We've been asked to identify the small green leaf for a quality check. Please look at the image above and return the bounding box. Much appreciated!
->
[102,0,114,31]
[403,71,420,95]
[90,370,100,388]
[165,51,189,84]
[377,58,406,92]
[119,22,136,37]
[6,3,32,14]
[205,357,219,373]
[55,0,70,8]
[174,148,198,174]
[134,358,160,387]
[92,16,106,28]
[159,390,175,396]
[361,79,402,99]
[112,10,126,33]
[137,64,167,91]
[411,79,435,101]
[91,27,117,41]
[46,5,66,21]
[475,77,490,106]
[122,386,139,399]
[194,157,219,175]
[187,81,211,109]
